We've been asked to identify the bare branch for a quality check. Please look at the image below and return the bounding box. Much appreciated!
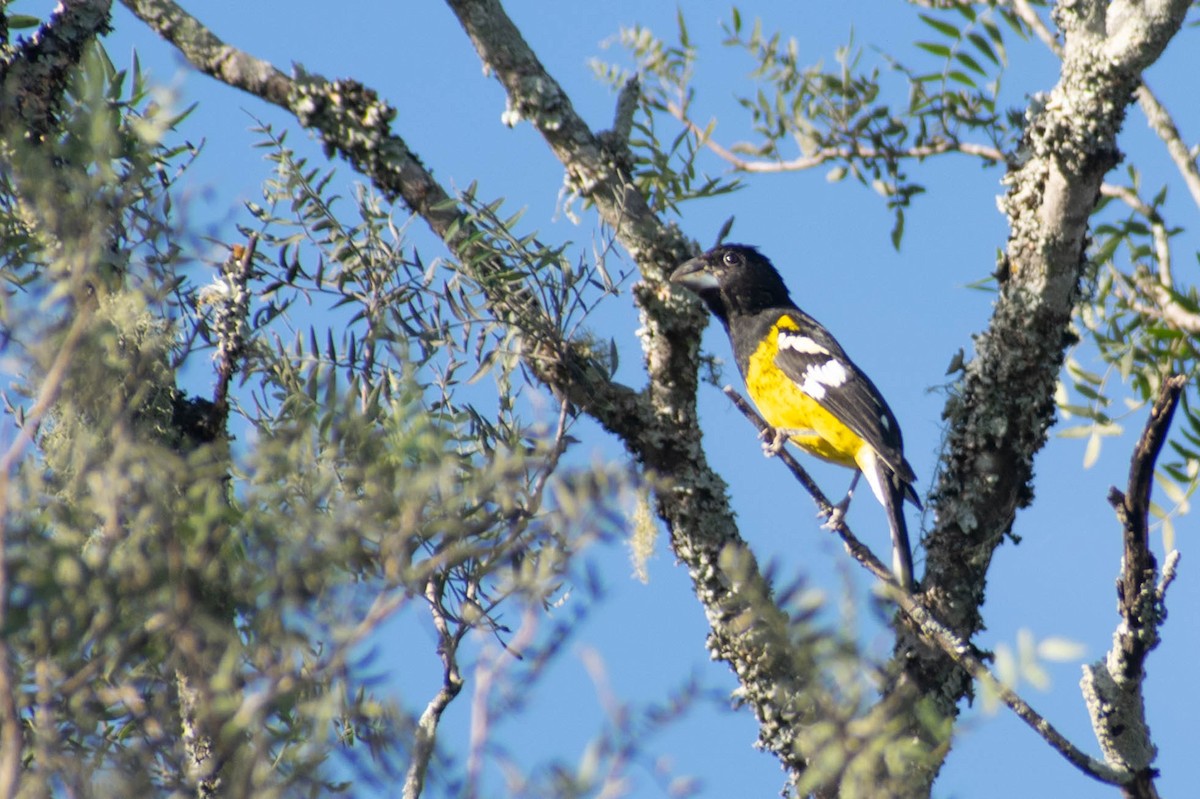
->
[1083,374,1185,797]
[721,387,836,520]
[404,576,465,799]
[1009,0,1062,56]
[1134,82,1200,213]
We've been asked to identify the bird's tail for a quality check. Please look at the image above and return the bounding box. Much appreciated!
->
[859,450,917,591]
[880,470,916,591]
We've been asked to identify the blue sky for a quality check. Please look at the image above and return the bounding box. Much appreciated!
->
[58,1,1200,796]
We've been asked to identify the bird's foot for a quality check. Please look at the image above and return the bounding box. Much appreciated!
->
[760,427,803,457]
[760,427,785,457]
[821,471,860,529]
[822,494,853,530]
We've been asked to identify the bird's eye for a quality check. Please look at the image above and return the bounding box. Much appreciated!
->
[721,251,740,267]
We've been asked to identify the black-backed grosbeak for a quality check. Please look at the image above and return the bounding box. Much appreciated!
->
[671,243,919,590]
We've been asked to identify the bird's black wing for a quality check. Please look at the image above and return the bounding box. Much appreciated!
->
[769,308,916,487]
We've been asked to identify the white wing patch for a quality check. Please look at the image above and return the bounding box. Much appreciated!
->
[800,358,848,400]
[778,330,829,355]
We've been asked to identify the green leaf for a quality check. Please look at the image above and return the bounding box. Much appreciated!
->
[919,13,962,40]
[891,207,905,250]
[916,42,953,59]
[7,14,41,29]
[947,70,977,88]
[1068,364,1104,385]
[1158,473,1190,505]
[953,4,977,23]
[955,51,988,77]
[967,32,1001,66]
[1038,636,1087,661]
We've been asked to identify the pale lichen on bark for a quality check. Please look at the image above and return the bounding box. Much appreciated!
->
[116,0,1194,795]
[908,2,1189,793]
[0,0,114,139]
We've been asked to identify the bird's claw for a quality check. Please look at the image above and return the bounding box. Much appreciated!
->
[759,427,791,457]
[822,495,852,530]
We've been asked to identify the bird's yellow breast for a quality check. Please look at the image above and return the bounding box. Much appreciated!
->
[745,319,866,470]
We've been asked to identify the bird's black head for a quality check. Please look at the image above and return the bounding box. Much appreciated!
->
[670,243,793,322]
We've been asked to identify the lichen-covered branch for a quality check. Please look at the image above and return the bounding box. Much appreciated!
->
[912,0,1189,783]
[924,0,1188,628]
[122,0,831,783]
[119,0,1194,794]
[0,0,113,141]
[1010,0,1200,214]
[442,0,869,781]
[1082,374,1184,799]
[118,0,646,441]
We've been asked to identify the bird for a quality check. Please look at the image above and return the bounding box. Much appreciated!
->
[670,243,919,590]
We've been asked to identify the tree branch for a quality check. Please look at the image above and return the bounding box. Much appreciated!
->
[403,575,465,799]
[440,0,857,782]
[119,0,1194,793]
[668,100,1007,173]
[1082,374,1185,799]
[119,0,647,441]
[914,0,1189,789]
[1134,82,1200,212]
[724,386,1133,788]
[208,235,257,431]
[1009,0,1200,213]
[0,0,114,141]
[123,0,831,784]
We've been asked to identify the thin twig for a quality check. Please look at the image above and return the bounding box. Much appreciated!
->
[1009,0,1061,56]
[403,575,465,799]
[670,102,1005,173]
[1135,82,1200,213]
[465,603,541,799]
[1098,183,1172,283]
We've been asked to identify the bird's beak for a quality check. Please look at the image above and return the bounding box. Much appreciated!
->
[669,256,719,291]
